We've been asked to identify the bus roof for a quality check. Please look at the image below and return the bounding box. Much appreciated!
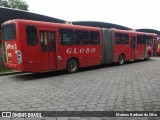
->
[2,19,102,31]
[112,28,157,36]
[2,19,159,36]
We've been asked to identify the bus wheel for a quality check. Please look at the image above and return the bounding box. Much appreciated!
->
[118,55,125,65]
[67,59,78,74]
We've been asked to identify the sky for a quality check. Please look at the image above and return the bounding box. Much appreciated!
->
[25,0,160,30]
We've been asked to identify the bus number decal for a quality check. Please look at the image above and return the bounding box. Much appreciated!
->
[7,43,17,50]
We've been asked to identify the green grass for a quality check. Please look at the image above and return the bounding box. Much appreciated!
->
[0,67,12,73]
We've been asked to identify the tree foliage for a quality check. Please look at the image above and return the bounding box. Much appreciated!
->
[0,0,29,11]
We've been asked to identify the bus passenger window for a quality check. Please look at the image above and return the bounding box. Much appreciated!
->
[115,33,122,44]
[49,32,55,51]
[75,30,89,45]
[143,35,147,44]
[26,26,38,46]
[90,31,100,45]
[40,31,47,52]
[122,34,129,44]
[137,35,143,44]
[59,29,74,45]
[147,36,153,45]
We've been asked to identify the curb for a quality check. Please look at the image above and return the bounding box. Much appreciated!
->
[0,71,23,76]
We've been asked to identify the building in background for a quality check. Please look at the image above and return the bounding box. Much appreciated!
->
[1,7,160,68]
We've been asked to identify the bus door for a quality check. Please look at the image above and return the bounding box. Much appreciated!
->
[38,28,57,71]
[130,36,137,59]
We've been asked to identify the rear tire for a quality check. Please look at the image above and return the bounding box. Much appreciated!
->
[118,55,125,65]
[67,59,78,74]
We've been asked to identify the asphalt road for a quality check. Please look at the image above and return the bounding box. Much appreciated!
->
[0,57,160,120]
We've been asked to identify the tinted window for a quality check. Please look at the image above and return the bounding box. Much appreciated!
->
[49,32,56,52]
[130,36,137,48]
[143,35,147,44]
[123,34,129,44]
[115,33,122,44]
[115,33,129,45]
[59,29,74,45]
[147,36,153,45]
[26,26,38,46]
[75,30,89,45]
[90,31,100,45]
[2,24,16,41]
[137,35,144,44]
[40,31,47,52]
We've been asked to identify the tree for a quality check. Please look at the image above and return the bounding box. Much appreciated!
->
[0,0,29,11]
[0,0,10,7]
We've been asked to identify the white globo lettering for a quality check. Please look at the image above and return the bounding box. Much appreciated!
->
[66,48,96,54]
[79,48,84,53]
[66,48,72,54]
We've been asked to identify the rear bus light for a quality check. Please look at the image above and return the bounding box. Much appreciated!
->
[17,50,22,64]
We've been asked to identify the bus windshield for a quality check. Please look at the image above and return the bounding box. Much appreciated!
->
[2,23,16,41]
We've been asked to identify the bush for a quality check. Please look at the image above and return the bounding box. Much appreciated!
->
[0,68,11,73]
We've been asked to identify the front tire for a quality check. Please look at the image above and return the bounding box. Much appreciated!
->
[118,55,125,65]
[67,59,78,74]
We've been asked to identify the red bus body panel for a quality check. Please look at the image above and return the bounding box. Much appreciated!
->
[2,20,102,72]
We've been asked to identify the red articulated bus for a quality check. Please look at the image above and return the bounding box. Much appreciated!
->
[111,29,157,63]
[1,19,156,73]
